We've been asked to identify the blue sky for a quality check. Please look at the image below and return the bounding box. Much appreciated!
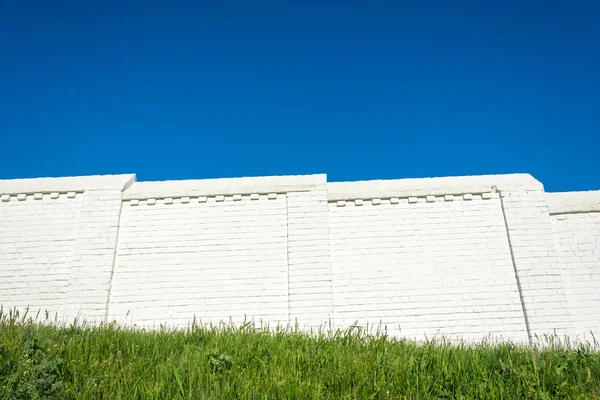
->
[1,1,598,191]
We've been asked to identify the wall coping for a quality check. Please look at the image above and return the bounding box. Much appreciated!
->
[327,173,542,201]
[0,174,136,195]
[0,173,549,200]
[547,191,600,214]
[122,174,327,199]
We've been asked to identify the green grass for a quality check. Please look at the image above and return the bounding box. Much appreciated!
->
[0,309,599,399]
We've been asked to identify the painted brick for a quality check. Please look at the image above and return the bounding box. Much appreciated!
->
[107,195,289,329]
[0,194,81,318]
[0,172,598,344]
[329,195,528,343]
[286,188,334,329]
[500,190,575,340]
[61,190,124,324]
[551,212,600,339]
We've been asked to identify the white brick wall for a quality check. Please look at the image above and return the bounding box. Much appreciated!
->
[107,194,289,329]
[1,173,598,344]
[329,193,528,342]
[63,190,124,323]
[286,186,334,330]
[0,174,133,323]
[500,189,575,339]
[0,194,81,318]
[551,211,600,339]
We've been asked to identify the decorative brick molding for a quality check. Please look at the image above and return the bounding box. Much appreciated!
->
[124,193,282,206]
[332,192,497,207]
[1,192,83,202]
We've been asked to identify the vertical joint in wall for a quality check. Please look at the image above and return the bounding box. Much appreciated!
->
[284,194,292,326]
[327,203,336,332]
[103,198,124,323]
[499,191,532,344]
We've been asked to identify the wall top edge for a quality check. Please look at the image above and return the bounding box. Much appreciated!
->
[9,173,591,202]
[547,191,600,214]
[122,174,327,199]
[0,174,137,195]
[327,173,543,201]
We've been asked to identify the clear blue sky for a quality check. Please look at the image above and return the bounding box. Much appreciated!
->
[1,1,598,191]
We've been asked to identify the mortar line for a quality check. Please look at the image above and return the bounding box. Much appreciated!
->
[285,194,292,327]
[325,194,337,333]
[104,197,124,324]
[499,191,532,345]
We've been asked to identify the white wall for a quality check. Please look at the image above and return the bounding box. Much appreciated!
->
[548,192,600,340]
[0,175,135,322]
[328,193,527,342]
[106,174,325,329]
[108,193,289,328]
[0,193,82,318]
[500,188,574,339]
[1,172,599,344]
[286,186,335,330]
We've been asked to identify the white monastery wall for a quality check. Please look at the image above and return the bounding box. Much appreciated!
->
[0,172,598,344]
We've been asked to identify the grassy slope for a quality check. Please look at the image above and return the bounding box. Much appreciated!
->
[0,311,599,399]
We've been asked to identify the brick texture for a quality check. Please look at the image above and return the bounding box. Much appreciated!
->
[552,212,600,339]
[107,195,289,329]
[0,194,81,318]
[500,189,575,339]
[329,194,528,342]
[63,190,123,323]
[286,187,334,330]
